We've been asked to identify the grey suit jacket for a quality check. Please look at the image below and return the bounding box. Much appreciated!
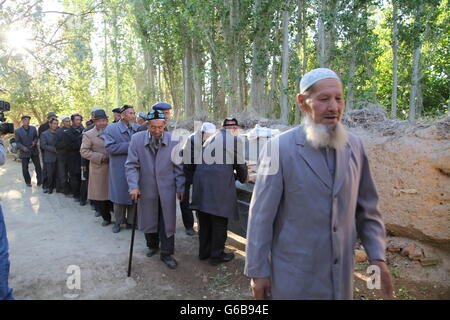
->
[244,125,386,300]
[15,126,39,159]
[40,130,58,163]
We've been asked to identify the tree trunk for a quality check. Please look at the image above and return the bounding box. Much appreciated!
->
[280,9,290,125]
[183,43,193,120]
[103,17,109,108]
[316,0,336,68]
[409,3,424,123]
[192,39,203,117]
[250,0,270,116]
[391,0,399,119]
[346,49,357,112]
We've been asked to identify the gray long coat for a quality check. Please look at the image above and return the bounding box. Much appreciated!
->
[15,126,39,159]
[189,129,248,220]
[244,125,386,300]
[104,120,139,205]
[125,131,185,237]
[40,130,58,163]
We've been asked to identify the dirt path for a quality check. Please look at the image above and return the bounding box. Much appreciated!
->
[1,157,448,300]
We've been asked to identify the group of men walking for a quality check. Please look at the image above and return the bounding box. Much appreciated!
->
[10,67,395,300]
[15,101,247,270]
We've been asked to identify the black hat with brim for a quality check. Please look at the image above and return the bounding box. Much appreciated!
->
[120,105,134,113]
[112,108,121,114]
[93,109,108,120]
[223,118,239,127]
[21,115,31,120]
[47,112,57,118]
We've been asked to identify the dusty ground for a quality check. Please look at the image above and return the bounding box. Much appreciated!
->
[0,157,449,300]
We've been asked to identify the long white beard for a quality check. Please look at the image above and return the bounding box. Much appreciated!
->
[303,115,348,150]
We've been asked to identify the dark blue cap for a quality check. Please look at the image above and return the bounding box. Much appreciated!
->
[152,102,172,111]
[147,110,165,121]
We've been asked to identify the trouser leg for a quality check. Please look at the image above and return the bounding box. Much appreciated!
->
[69,170,81,198]
[21,158,31,184]
[145,233,159,250]
[197,211,212,259]
[96,200,112,222]
[31,154,43,185]
[113,203,126,225]
[209,215,228,259]
[41,150,48,189]
[0,205,14,300]
[56,157,65,192]
[180,183,194,230]
[79,169,88,203]
[125,204,136,225]
[46,162,57,190]
[158,199,174,257]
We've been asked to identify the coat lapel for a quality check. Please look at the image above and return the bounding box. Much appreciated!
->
[295,127,333,190]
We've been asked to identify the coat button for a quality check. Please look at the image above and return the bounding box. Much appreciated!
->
[334,259,338,264]
[333,226,337,232]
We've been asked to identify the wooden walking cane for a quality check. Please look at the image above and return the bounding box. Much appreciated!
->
[127,200,138,277]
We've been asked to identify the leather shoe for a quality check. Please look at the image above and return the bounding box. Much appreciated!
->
[112,224,120,233]
[80,200,87,206]
[26,183,32,187]
[209,252,235,266]
[101,220,111,227]
[185,228,196,236]
[146,248,159,257]
[95,211,101,217]
[161,255,177,269]
[43,189,49,194]
[48,189,53,194]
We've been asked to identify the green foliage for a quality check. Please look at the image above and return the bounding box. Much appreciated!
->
[0,0,448,124]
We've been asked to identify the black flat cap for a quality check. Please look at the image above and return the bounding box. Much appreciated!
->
[112,108,121,114]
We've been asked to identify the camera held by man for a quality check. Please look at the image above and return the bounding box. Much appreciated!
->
[0,100,14,135]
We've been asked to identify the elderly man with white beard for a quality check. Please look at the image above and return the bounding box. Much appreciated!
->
[244,68,393,300]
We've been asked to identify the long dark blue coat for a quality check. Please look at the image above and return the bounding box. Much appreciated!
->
[104,120,139,205]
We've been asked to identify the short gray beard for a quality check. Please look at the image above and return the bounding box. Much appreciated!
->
[303,115,348,150]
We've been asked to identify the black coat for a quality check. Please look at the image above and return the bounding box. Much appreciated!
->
[189,129,248,220]
[64,126,84,173]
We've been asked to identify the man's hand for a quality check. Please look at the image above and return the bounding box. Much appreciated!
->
[370,260,394,299]
[22,147,29,152]
[250,277,271,300]
[130,188,140,201]
[177,192,184,202]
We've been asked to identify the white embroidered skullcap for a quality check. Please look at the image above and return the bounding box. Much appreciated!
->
[299,68,341,94]
[60,115,70,121]
[201,122,216,134]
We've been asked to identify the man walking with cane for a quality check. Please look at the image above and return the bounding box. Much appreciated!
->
[125,110,185,269]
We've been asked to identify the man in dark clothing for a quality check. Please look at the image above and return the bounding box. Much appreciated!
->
[38,112,58,190]
[112,108,121,123]
[189,118,248,266]
[55,115,71,194]
[182,122,217,236]
[40,118,59,193]
[15,115,42,187]
[64,114,84,201]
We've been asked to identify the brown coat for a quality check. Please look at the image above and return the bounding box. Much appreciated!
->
[80,127,109,201]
